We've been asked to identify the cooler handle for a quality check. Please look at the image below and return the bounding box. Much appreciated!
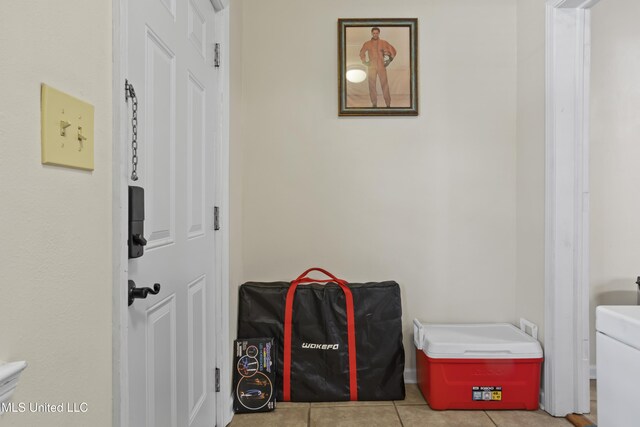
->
[519,318,539,340]
[413,319,424,350]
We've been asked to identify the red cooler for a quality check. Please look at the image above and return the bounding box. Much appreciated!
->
[413,320,543,410]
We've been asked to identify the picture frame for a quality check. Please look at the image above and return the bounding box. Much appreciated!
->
[338,18,418,116]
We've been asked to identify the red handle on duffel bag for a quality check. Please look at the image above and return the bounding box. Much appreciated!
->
[283,268,358,401]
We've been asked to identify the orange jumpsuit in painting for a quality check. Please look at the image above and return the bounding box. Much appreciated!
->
[359,28,397,107]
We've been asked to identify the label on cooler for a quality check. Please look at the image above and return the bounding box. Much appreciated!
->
[472,386,502,401]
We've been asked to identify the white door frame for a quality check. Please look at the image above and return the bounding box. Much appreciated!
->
[211,1,233,426]
[111,1,232,426]
[544,0,600,417]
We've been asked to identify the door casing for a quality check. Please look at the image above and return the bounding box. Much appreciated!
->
[544,0,602,417]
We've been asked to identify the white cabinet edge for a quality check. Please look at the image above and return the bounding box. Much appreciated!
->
[0,361,27,414]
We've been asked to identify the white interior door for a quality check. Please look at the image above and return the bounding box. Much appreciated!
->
[126,0,218,426]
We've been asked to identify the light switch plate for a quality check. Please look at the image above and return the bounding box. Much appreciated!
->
[41,84,95,171]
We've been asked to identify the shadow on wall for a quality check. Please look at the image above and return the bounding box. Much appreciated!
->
[593,280,639,306]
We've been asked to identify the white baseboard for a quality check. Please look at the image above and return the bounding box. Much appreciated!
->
[590,365,596,380]
[225,392,234,426]
[404,368,417,384]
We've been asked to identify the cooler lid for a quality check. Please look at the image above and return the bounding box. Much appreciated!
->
[596,306,640,351]
[414,321,542,359]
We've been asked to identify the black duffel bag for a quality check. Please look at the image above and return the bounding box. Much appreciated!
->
[237,268,405,402]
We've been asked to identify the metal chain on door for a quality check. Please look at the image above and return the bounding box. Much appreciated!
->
[125,79,139,181]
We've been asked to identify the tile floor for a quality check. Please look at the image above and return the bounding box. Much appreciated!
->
[229,383,585,427]
[589,379,598,425]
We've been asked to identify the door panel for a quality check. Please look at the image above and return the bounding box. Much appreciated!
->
[187,73,206,239]
[187,276,206,422]
[127,0,217,426]
[147,296,177,427]
[159,0,176,17]
[188,0,206,58]
[144,28,175,248]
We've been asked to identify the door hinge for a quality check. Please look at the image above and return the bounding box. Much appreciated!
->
[215,367,221,392]
[213,206,220,231]
[214,43,221,68]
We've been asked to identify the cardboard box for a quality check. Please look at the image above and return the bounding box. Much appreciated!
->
[233,338,276,413]
[414,321,543,410]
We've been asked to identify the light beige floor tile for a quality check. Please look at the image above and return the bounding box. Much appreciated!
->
[486,410,572,426]
[277,401,311,409]
[229,407,308,427]
[590,379,597,401]
[396,405,494,427]
[310,405,401,427]
[394,383,427,406]
[310,400,393,407]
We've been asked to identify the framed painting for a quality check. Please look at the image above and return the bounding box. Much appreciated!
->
[338,18,418,116]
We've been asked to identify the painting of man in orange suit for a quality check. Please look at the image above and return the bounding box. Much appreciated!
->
[359,27,397,108]
[338,18,417,116]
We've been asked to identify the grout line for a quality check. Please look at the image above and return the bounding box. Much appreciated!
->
[485,410,499,427]
[394,403,428,406]
[307,405,311,427]
[393,402,405,427]
[308,403,395,408]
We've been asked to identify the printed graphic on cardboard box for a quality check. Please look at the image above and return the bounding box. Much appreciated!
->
[233,338,276,413]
